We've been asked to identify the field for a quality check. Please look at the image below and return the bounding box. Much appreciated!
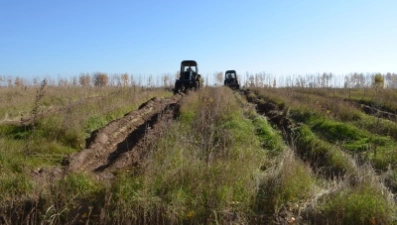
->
[1,81,397,224]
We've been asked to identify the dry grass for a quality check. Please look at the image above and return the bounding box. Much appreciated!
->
[1,84,397,224]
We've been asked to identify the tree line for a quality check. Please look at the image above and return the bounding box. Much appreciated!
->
[0,72,175,88]
[1,72,397,89]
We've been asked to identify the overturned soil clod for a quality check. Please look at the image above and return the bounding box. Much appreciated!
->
[66,95,182,178]
[34,94,182,186]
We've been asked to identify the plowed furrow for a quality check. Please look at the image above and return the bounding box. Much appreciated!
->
[65,95,182,176]
[94,102,178,179]
[344,99,397,121]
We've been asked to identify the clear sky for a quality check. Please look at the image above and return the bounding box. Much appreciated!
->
[1,0,396,84]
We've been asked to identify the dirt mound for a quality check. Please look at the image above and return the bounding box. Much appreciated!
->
[33,94,182,185]
[65,95,182,176]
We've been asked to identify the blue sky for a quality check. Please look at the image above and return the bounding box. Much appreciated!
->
[1,0,396,84]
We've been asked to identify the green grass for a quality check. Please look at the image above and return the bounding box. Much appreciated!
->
[0,138,32,199]
[317,186,395,225]
[248,111,284,155]
[107,88,297,223]
[56,173,104,199]
[0,86,172,194]
[311,119,394,152]
[295,125,355,177]
[2,84,397,224]
[0,173,32,199]
[248,87,397,224]
[353,113,397,141]
[298,116,397,171]
[255,149,316,216]
[285,99,397,171]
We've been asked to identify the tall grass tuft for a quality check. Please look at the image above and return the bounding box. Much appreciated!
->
[308,164,396,225]
[254,149,315,220]
[25,79,47,155]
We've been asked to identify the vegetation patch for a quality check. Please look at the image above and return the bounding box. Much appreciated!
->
[108,88,295,223]
[315,186,395,225]
[248,111,284,155]
[2,83,397,224]
[295,125,355,177]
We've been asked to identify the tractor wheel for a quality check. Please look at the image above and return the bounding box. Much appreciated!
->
[193,81,200,91]
[180,84,186,93]
[174,82,181,94]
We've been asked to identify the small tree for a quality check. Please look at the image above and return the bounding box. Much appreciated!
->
[93,72,109,87]
[373,73,384,89]
[79,73,91,87]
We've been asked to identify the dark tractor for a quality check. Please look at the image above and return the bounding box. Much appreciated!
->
[174,60,201,94]
[224,70,240,90]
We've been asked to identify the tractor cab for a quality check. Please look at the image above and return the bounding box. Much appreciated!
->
[181,61,198,80]
[174,60,201,94]
[224,70,240,90]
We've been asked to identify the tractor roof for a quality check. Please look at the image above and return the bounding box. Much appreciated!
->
[181,60,198,67]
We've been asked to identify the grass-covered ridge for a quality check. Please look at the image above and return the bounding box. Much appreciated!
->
[107,88,312,224]
[248,87,397,224]
[110,88,268,223]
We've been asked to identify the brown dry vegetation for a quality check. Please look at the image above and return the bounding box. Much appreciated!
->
[1,79,397,224]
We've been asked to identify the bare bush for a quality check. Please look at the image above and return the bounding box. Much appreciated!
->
[79,73,91,87]
[93,72,109,87]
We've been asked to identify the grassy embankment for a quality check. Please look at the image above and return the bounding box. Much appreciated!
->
[250,87,397,224]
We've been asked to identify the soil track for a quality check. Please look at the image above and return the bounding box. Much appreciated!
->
[344,99,397,121]
[66,95,182,178]
[242,90,294,138]
[34,94,182,184]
